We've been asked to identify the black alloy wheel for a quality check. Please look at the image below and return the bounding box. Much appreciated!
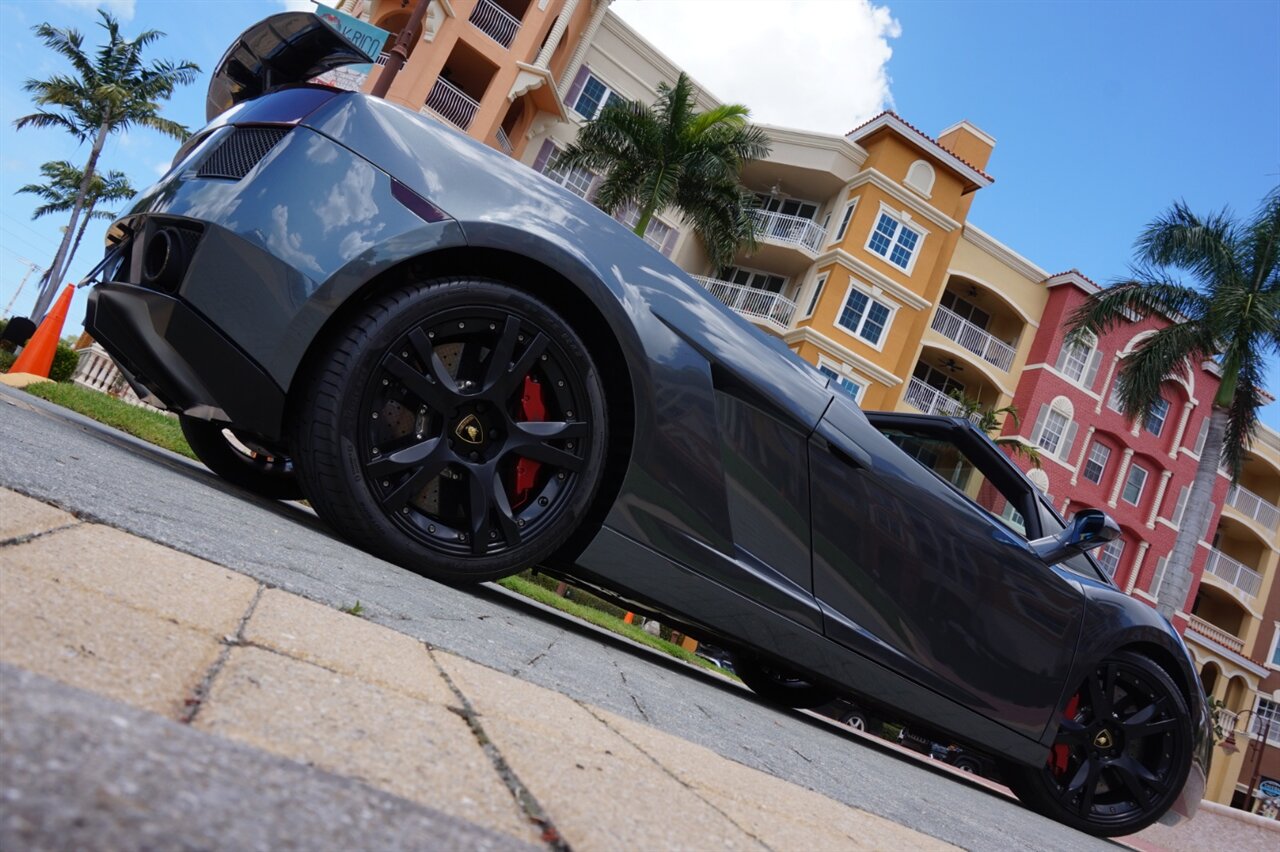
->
[179,415,303,500]
[735,655,836,709]
[293,278,607,583]
[1011,650,1192,837]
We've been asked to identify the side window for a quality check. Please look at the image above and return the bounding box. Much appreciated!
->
[879,428,1031,536]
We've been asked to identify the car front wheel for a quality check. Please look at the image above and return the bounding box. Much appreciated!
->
[292,277,608,584]
[1009,650,1193,837]
[734,655,836,709]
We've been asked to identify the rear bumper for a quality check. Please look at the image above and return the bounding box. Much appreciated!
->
[86,279,286,438]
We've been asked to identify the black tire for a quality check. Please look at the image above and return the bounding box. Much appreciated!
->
[840,710,868,732]
[291,277,608,584]
[1008,651,1193,837]
[735,655,836,709]
[180,416,303,500]
[952,756,981,775]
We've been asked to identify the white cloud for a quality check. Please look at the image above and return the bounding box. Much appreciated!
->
[611,0,901,135]
[55,1,137,21]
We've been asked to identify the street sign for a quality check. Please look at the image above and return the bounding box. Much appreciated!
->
[315,4,390,62]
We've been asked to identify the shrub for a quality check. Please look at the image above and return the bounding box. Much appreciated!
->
[49,343,80,382]
[0,350,14,373]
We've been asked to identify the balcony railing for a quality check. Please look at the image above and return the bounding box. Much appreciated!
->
[495,126,513,155]
[750,209,826,254]
[1218,708,1239,736]
[71,344,166,412]
[693,276,797,331]
[1204,547,1263,598]
[929,305,1017,372]
[903,377,983,424]
[422,78,480,131]
[469,0,522,48]
[1226,484,1280,533]
[1187,614,1245,655]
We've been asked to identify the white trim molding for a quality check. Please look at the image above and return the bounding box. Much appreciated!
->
[845,112,993,190]
[961,224,1049,283]
[812,250,931,311]
[845,169,961,233]
[781,326,903,388]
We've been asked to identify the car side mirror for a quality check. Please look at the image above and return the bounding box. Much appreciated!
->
[1029,509,1120,566]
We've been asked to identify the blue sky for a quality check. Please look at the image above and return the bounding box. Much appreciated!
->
[1,1,1276,426]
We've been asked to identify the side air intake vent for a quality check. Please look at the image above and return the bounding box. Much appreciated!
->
[196,127,289,180]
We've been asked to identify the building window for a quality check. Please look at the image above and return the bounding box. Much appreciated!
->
[1096,538,1125,578]
[1000,500,1026,534]
[837,286,893,347]
[1107,375,1125,412]
[833,200,857,243]
[544,158,595,198]
[866,210,922,272]
[1193,417,1209,455]
[1037,409,1069,456]
[1145,397,1170,436]
[818,365,864,402]
[1251,697,1280,746]
[904,160,936,196]
[571,73,623,119]
[914,362,965,397]
[1268,625,1280,668]
[1083,442,1111,484]
[614,204,677,256]
[1151,556,1167,597]
[721,266,786,293]
[754,194,819,221]
[804,274,827,318]
[1122,463,1148,505]
[1056,332,1099,386]
[939,290,991,330]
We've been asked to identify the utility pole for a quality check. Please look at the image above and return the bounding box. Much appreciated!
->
[369,0,430,99]
[3,261,43,319]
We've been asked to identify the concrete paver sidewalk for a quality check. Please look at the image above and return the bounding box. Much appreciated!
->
[0,487,955,850]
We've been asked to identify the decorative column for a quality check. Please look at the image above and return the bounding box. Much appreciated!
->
[1095,355,1119,413]
[1147,470,1173,527]
[559,0,612,96]
[1169,400,1196,459]
[1125,541,1150,595]
[1109,448,1135,507]
[1070,426,1095,485]
[535,0,580,68]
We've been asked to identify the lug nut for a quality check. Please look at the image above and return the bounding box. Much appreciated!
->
[428,525,436,533]
[428,331,435,339]
[539,497,549,507]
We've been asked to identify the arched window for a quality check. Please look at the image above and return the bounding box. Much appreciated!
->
[1055,330,1102,389]
[905,160,935,196]
[1031,396,1079,463]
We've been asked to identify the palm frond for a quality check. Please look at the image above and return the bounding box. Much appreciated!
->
[1220,356,1263,478]
[1066,277,1209,342]
[1114,322,1212,420]
[1137,199,1240,290]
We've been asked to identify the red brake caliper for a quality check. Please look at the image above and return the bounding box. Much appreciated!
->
[511,375,545,509]
[1050,692,1081,776]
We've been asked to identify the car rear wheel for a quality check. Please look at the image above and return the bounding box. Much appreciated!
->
[292,277,608,584]
[1009,650,1192,837]
[735,655,836,709]
[179,416,303,500]
[840,710,868,732]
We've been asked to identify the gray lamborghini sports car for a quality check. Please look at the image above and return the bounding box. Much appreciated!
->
[83,13,1209,837]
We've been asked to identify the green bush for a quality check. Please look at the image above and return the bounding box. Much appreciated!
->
[0,350,15,373]
[49,343,80,383]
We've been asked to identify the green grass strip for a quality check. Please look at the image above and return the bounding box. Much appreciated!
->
[497,575,737,678]
[23,382,196,461]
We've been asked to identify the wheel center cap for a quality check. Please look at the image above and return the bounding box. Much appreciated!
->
[1093,728,1114,749]
[454,413,485,446]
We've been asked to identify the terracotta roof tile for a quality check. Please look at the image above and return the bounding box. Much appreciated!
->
[1047,268,1101,288]
[846,111,994,183]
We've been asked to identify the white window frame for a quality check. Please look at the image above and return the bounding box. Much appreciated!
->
[1145,396,1170,436]
[816,356,867,403]
[904,160,936,197]
[1037,409,1070,456]
[1122,463,1149,505]
[1267,622,1280,670]
[1250,696,1280,746]
[1107,375,1125,412]
[539,142,596,198]
[1083,442,1111,484]
[802,273,828,319]
[1096,538,1125,578]
[831,198,858,244]
[864,203,927,275]
[571,71,623,120]
[613,204,677,255]
[834,277,898,351]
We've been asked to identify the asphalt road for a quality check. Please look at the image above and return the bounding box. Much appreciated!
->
[0,385,1115,852]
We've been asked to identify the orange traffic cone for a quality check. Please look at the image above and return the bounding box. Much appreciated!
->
[11,285,74,378]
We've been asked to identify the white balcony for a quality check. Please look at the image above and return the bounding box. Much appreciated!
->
[750,209,826,255]
[903,377,983,424]
[1204,547,1262,598]
[929,305,1017,372]
[1187,614,1245,655]
[71,344,165,412]
[495,126,513,155]
[469,0,521,48]
[693,276,797,333]
[1226,484,1280,533]
[422,78,480,131]
[1218,708,1239,736]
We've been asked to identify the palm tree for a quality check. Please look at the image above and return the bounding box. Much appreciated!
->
[13,10,198,318]
[18,161,135,284]
[948,393,1041,468]
[1067,189,1280,618]
[554,72,771,267]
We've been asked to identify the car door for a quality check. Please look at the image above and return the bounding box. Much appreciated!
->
[808,404,1085,742]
